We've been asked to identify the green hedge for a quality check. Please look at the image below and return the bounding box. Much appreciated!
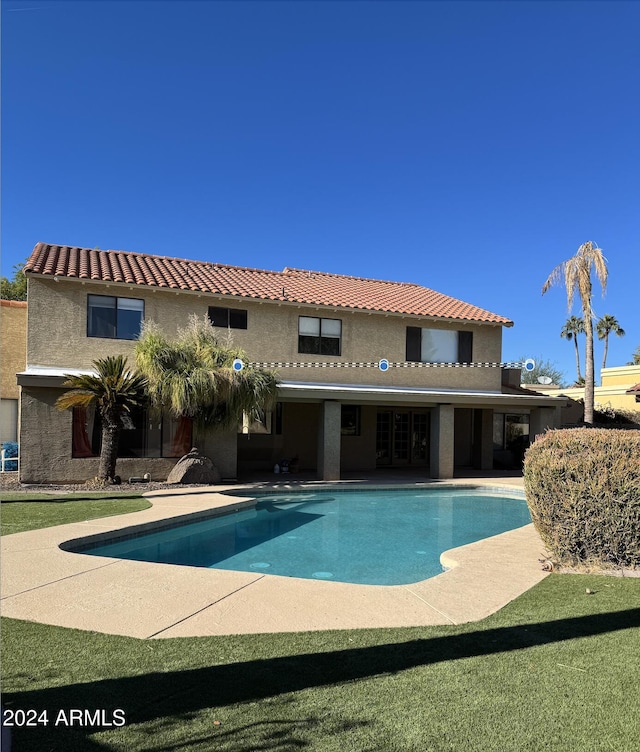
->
[523,428,640,568]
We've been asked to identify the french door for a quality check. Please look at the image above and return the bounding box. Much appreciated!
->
[376,411,429,466]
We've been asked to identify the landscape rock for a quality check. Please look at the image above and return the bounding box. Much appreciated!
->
[167,447,221,485]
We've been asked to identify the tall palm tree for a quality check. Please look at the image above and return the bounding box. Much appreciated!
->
[560,315,585,384]
[135,315,278,433]
[597,314,625,372]
[542,241,608,425]
[56,355,147,482]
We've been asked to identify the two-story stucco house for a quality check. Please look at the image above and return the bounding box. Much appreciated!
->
[18,242,565,484]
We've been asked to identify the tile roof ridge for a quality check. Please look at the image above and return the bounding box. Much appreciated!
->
[282,266,424,288]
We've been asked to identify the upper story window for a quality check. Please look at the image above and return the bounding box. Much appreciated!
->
[406,327,473,363]
[298,316,342,356]
[87,295,144,340]
[208,306,248,330]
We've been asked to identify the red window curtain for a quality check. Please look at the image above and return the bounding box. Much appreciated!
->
[72,407,97,457]
[168,416,192,457]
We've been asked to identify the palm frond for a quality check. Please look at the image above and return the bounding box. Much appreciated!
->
[55,390,97,410]
[56,355,147,415]
[541,263,565,296]
[135,314,279,430]
[597,314,625,339]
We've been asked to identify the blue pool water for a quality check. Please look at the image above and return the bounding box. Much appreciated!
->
[73,488,531,586]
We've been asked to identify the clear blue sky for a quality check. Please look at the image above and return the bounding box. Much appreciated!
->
[2,0,638,385]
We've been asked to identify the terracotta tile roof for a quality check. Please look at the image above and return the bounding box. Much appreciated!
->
[24,242,513,325]
[627,384,640,394]
[0,300,28,308]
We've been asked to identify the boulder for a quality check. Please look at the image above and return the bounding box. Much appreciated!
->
[167,447,221,485]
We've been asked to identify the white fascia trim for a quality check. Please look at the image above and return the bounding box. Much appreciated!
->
[277,380,566,405]
[20,365,97,378]
[279,380,499,398]
[17,364,99,388]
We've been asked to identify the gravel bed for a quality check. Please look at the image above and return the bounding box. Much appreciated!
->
[0,473,210,495]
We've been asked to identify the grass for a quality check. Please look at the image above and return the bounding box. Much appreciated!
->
[0,492,151,535]
[2,497,639,751]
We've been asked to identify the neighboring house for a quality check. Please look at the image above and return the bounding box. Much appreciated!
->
[529,364,640,419]
[18,242,566,483]
[1,300,27,444]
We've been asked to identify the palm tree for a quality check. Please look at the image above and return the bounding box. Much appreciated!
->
[542,241,608,425]
[56,355,147,482]
[135,315,278,433]
[597,314,625,372]
[560,316,585,384]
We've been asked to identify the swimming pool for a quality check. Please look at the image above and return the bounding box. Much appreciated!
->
[70,487,530,586]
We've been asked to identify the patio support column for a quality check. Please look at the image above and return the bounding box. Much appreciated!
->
[317,400,341,481]
[430,404,454,479]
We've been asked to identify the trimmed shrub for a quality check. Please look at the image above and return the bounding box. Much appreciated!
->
[524,428,640,568]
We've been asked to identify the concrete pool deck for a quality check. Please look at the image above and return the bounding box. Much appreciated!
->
[0,476,551,639]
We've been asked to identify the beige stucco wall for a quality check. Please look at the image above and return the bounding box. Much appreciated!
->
[601,364,640,388]
[27,276,505,391]
[1,300,27,399]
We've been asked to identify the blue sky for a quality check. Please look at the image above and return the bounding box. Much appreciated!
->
[2,0,638,384]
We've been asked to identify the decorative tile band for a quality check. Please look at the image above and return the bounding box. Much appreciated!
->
[243,360,528,369]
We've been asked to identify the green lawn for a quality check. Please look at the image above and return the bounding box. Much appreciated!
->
[2,498,639,751]
[0,492,151,535]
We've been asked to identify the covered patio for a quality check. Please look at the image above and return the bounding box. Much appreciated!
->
[238,379,565,481]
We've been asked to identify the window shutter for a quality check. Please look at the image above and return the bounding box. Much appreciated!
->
[406,327,421,362]
[457,331,473,363]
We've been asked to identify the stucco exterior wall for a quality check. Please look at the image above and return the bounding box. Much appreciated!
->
[601,364,640,387]
[1,300,27,399]
[27,277,505,391]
